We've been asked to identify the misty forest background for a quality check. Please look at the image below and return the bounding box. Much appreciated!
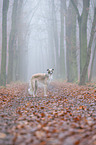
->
[0,0,96,86]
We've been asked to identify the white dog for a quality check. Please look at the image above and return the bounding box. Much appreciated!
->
[28,69,54,97]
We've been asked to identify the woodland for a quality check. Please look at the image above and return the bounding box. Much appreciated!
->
[0,0,96,144]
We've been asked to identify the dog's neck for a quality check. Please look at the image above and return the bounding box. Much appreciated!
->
[47,73,53,82]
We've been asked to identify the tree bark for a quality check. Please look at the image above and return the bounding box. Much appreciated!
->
[47,0,55,71]
[89,45,96,82]
[52,0,60,78]
[79,8,96,85]
[7,0,18,83]
[71,0,92,85]
[66,1,77,82]
[60,0,65,79]
[0,0,9,86]
[16,0,24,81]
[80,0,89,76]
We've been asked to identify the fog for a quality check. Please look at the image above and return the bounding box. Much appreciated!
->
[0,0,96,86]
[25,0,56,79]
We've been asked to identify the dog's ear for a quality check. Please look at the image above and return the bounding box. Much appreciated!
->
[47,69,49,71]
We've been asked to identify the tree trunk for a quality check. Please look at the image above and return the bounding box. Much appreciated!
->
[60,0,65,79]
[52,0,60,78]
[79,8,96,85]
[80,0,90,77]
[47,0,55,70]
[71,0,92,84]
[16,0,24,81]
[89,45,96,82]
[7,0,18,83]
[0,0,9,86]
[66,1,77,82]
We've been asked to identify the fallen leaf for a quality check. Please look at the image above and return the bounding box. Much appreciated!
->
[0,133,6,139]
[35,131,45,139]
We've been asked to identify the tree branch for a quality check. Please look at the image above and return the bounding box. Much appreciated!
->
[70,0,80,17]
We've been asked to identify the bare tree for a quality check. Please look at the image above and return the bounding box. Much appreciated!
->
[89,42,96,82]
[52,0,60,78]
[60,0,66,79]
[0,0,9,86]
[79,7,96,85]
[71,0,96,85]
[66,0,78,82]
[7,0,18,83]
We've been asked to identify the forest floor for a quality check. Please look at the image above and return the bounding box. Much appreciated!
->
[0,81,96,145]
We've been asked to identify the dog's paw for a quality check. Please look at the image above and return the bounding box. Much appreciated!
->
[33,95,36,97]
[28,89,33,95]
[44,94,48,97]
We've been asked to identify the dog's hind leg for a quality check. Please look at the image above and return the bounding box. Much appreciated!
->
[35,80,37,96]
[31,80,35,97]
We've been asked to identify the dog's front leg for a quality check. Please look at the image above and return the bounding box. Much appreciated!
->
[28,80,33,95]
[44,85,47,96]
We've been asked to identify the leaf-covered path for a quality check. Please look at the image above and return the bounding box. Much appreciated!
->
[0,82,96,145]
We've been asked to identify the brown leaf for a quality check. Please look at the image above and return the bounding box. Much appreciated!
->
[41,112,45,118]
[35,131,45,139]
[0,133,6,139]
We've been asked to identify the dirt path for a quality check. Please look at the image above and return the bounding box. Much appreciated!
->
[0,82,96,145]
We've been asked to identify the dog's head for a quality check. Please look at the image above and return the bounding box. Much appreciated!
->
[47,68,54,75]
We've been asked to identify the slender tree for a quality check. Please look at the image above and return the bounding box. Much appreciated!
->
[7,0,27,82]
[0,0,9,86]
[52,0,60,78]
[7,0,18,83]
[60,0,66,79]
[79,7,96,85]
[71,0,90,77]
[89,43,96,82]
[16,0,25,81]
[71,0,96,85]
[66,1,77,82]
[47,0,55,69]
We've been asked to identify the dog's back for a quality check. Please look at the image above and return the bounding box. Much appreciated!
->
[32,73,49,82]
